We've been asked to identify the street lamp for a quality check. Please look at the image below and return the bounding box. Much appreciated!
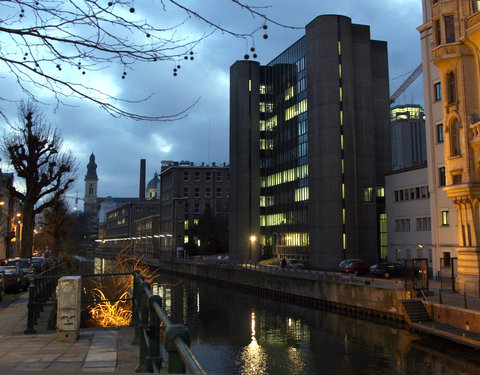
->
[249,235,256,261]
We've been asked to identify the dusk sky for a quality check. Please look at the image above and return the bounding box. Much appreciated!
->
[0,0,424,209]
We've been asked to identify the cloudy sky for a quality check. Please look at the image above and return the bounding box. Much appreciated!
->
[0,0,424,209]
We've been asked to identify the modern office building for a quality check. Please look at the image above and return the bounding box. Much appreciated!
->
[391,105,427,170]
[419,0,480,292]
[230,15,391,269]
[159,160,229,260]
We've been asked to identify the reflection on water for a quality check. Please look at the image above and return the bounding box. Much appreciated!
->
[92,259,480,375]
[148,273,480,375]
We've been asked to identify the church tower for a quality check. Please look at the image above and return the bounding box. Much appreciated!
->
[84,153,98,214]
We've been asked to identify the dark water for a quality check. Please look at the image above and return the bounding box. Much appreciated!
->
[150,274,480,375]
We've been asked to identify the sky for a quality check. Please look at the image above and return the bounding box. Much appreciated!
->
[0,0,424,210]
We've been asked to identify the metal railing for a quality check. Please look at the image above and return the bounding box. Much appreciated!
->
[175,258,405,290]
[132,270,206,374]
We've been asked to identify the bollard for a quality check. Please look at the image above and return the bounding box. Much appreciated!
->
[24,275,37,334]
[164,324,191,374]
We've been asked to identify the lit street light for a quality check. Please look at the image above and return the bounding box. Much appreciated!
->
[249,235,256,261]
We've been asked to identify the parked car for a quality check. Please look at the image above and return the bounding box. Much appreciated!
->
[6,258,33,275]
[0,266,29,293]
[286,259,304,270]
[31,256,47,273]
[344,260,370,275]
[338,258,363,273]
[369,262,404,279]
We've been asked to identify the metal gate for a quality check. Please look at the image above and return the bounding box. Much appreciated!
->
[439,257,457,291]
[404,258,429,292]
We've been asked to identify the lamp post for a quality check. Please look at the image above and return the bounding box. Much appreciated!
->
[249,235,256,262]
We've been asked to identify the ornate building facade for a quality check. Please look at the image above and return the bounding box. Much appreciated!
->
[419,0,480,293]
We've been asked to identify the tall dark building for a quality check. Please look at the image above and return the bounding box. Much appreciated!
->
[230,15,391,269]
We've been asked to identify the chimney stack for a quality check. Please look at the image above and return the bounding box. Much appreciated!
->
[139,159,146,201]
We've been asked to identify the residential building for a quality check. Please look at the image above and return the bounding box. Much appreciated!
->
[419,0,480,292]
[230,15,391,268]
[0,171,18,260]
[159,160,229,260]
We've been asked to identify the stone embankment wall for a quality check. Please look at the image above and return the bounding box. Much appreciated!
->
[154,261,406,321]
[424,302,480,334]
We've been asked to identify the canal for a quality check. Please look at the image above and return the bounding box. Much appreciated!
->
[150,272,480,375]
[89,257,480,374]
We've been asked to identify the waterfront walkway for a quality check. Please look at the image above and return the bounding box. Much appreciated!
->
[0,293,138,373]
[0,278,480,373]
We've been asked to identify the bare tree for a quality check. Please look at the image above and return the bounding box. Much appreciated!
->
[1,101,77,258]
[0,1,291,121]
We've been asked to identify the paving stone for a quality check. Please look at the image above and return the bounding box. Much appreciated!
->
[83,360,116,368]
[16,362,50,369]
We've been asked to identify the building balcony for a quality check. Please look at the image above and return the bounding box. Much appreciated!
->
[469,117,480,147]
[432,43,462,67]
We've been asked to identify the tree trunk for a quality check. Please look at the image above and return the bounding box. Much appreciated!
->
[20,205,35,259]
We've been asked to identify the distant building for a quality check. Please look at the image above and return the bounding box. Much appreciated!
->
[391,105,427,171]
[159,160,229,260]
[229,15,391,268]
[386,105,432,267]
[99,201,160,256]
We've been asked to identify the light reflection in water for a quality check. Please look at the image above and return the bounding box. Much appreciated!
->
[237,312,267,375]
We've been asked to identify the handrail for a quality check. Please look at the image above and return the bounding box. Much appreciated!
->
[132,270,207,374]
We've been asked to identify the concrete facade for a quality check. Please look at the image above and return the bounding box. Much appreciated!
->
[230,15,391,268]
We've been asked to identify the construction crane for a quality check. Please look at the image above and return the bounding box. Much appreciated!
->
[65,192,84,211]
[390,63,423,104]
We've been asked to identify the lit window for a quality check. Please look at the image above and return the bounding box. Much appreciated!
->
[441,211,449,226]
[376,186,385,197]
[364,187,373,202]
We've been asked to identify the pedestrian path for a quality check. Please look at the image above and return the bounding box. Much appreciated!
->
[0,293,139,374]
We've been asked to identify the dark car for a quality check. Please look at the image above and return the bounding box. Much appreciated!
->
[344,260,370,275]
[32,257,47,273]
[369,262,404,279]
[0,266,29,293]
[338,258,363,272]
[6,258,33,276]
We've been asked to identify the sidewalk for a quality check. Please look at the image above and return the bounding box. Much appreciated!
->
[0,293,139,373]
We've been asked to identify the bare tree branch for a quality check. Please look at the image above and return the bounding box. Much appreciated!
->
[0,0,297,121]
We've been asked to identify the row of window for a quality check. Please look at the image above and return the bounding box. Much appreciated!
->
[394,213,448,232]
[183,187,226,198]
[183,170,228,183]
[394,185,429,202]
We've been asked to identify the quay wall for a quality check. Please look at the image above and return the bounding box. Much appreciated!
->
[424,302,480,333]
[153,261,405,321]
